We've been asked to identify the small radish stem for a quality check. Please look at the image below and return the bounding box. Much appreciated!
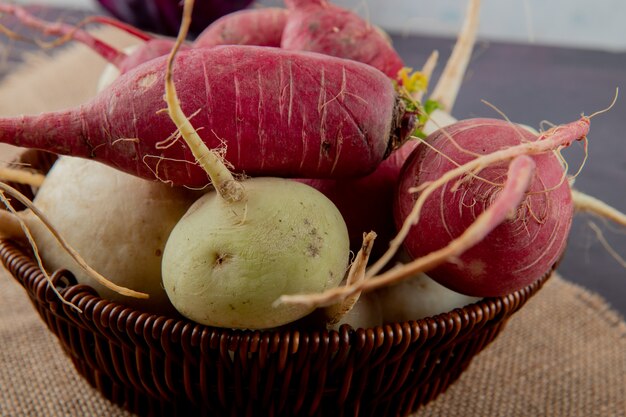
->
[0,3,128,67]
[429,0,481,112]
[279,155,536,308]
[412,50,438,102]
[323,231,376,324]
[164,0,244,203]
[0,182,148,299]
[572,189,626,226]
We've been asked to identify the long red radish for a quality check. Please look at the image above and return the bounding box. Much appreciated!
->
[0,46,415,187]
[281,0,405,79]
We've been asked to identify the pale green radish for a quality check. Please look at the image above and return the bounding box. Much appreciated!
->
[163,179,350,329]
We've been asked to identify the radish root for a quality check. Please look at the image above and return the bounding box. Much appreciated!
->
[429,0,481,112]
[0,3,128,67]
[587,221,626,269]
[279,155,536,308]
[0,190,83,313]
[573,189,626,227]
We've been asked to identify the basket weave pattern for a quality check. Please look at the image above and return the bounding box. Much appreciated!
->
[1,152,549,417]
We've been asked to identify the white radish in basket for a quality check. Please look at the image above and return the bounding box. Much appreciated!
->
[377,272,480,323]
[160,0,350,329]
[0,157,199,314]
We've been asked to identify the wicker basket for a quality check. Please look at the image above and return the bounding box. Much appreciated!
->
[1,151,551,417]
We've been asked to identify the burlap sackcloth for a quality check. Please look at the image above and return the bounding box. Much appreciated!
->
[0,28,625,417]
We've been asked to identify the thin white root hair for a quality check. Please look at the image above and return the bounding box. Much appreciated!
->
[587,221,626,269]
[278,155,536,309]
[429,0,481,112]
[320,231,376,324]
[573,189,626,227]
[0,190,82,313]
[0,182,148,299]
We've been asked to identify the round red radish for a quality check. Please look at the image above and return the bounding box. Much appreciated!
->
[394,118,574,297]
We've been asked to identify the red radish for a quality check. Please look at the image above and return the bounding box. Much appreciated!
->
[281,0,405,79]
[194,7,289,48]
[394,118,584,297]
[0,46,414,187]
[299,139,418,258]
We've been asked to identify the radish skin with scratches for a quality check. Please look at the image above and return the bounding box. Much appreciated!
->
[159,0,350,329]
[0,157,199,313]
[365,116,589,284]
[423,114,626,228]
[394,118,584,297]
[0,46,413,187]
[281,0,405,79]
[194,7,289,48]
[278,155,536,308]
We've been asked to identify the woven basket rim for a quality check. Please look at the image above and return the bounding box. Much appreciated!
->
[0,235,552,342]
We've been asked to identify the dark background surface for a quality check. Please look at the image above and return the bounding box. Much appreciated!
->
[1,7,625,315]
